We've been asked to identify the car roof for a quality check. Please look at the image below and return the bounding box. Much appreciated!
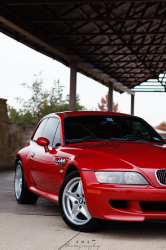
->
[49,111,134,118]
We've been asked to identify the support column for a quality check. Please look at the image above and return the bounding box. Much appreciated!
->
[108,82,113,112]
[131,94,135,115]
[69,60,77,111]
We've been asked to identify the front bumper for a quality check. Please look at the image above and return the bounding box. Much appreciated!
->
[80,170,166,221]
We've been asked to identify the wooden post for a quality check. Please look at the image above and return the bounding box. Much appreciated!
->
[108,82,113,112]
[69,60,77,111]
[131,95,135,115]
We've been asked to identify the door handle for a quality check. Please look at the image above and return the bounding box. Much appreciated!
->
[31,152,35,157]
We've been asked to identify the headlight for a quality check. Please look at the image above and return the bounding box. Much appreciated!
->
[95,171,149,185]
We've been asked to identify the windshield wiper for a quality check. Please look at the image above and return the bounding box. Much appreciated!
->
[82,136,102,140]
[66,138,84,142]
[123,135,145,141]
[109,138,127,141]
[109,136,146,141]
[66,136,105,143]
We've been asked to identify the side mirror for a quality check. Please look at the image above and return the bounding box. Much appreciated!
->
[164,139,166,143]
[36,137,50,152]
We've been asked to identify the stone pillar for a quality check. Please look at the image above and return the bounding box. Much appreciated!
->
[108,82,113,112]
[69,60,77,111]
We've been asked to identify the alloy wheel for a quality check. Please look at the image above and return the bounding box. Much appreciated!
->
[62,177,91,226]
[15,165,22,199]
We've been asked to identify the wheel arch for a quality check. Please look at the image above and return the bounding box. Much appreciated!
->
[65,165,79,177]
[14,155,22,171]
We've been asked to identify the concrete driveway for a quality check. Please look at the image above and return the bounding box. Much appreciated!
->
[1,171,166,250]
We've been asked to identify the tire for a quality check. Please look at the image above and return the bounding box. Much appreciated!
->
[14,160,38,204]
[59,170,108,232]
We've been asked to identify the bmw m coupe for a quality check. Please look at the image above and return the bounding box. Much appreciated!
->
[14,111,166,231]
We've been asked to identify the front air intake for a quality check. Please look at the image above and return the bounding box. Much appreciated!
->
[109,200,127,209]
[140,201,166,211]
[156,169,166,185]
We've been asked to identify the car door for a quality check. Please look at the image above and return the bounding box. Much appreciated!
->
[30,117,59,191]
[51,123,67,193]
[28,118,48,186]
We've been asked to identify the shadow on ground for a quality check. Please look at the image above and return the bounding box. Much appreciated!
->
[0,171,60,215]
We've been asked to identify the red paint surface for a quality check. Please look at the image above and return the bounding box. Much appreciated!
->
[15,111,166,221]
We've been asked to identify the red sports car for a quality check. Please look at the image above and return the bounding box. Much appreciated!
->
[14,111,166,231]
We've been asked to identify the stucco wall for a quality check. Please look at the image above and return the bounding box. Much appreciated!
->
[0,99,35,170]
[0,98,10,168]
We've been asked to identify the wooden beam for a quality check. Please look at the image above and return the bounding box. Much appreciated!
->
[112,73,155,75]
[56,43,166,47]
[79,60,166,63]
[52,32,166,36]
[95,67,166,69]
[70,52,166,56]
[0,0,166,4]
[28,17,166,23]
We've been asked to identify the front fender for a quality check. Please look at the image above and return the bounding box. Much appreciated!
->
[15,148,35,184]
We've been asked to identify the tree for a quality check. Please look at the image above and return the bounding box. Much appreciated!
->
[16,72,50,123]
[8,73,84,125]
[156,122,166,132]
[98,93,119,112]
[8,106,35,125]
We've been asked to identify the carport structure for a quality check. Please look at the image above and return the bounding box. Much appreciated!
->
[0,0,166,114]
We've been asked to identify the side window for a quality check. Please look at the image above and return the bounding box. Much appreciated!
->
[33,119,48,141]
[53,123,61,147]
[42,118,59,146]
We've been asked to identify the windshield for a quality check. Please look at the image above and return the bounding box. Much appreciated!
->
[64,115,165,144]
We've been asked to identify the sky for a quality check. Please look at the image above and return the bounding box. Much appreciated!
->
[0,32,166,127]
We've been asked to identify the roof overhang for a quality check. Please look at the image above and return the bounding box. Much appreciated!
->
[0,1,166,95]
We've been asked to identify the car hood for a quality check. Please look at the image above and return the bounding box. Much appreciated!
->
[62,141,166,187]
